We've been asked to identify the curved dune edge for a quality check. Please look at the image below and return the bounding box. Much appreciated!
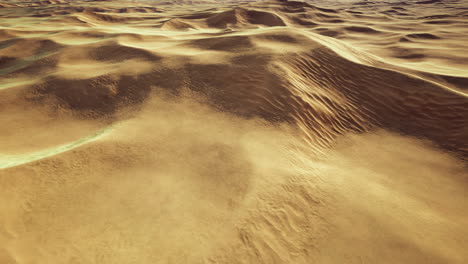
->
[286,28,468,97]
[0,26,466,156]
[0,126,113,169]
[0,0,467,263]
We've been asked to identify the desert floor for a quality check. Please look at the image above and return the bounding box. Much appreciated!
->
[0,0,467,263]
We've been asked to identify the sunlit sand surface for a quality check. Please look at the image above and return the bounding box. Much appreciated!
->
[0,0,467,263]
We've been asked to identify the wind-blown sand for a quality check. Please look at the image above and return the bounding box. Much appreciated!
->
[0,0,467,263]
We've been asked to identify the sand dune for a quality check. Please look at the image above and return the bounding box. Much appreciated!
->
[0,0,467,263]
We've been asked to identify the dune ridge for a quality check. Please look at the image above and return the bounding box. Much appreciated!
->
[0,0,467,263]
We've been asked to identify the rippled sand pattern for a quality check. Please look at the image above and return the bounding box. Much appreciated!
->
[0,0,467,263]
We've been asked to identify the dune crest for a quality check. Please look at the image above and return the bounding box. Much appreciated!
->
[0,0,467,263]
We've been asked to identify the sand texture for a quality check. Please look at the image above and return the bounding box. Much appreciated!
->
[0,0,467,263]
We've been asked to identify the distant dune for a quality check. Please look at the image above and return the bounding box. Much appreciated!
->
[0,0,467,263]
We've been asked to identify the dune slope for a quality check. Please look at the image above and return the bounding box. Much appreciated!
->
[0,0,467,263]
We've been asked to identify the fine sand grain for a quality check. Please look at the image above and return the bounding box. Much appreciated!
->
[0,0,467,263]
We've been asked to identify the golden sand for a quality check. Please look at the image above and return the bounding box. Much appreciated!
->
[0,0,467,263]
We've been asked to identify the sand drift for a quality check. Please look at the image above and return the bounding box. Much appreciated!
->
[0,0,467,263]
